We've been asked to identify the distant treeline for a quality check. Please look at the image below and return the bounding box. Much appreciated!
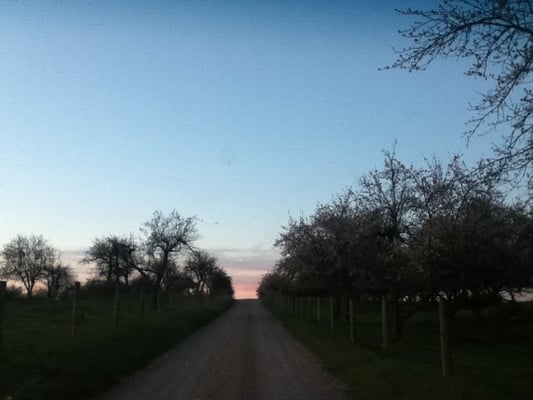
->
[0,210,234,308]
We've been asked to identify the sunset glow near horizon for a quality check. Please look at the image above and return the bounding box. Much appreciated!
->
[0,0,502,298]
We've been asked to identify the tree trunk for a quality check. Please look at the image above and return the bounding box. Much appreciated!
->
[47,282,53,299]
[382,296,389,352]
[439,298,454,377]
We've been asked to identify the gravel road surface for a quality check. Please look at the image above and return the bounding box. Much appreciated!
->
[99,299,348,400]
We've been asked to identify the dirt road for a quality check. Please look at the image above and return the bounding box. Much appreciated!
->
[99,300,348,400]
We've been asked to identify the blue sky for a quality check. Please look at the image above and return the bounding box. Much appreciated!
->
[0,1,498,297]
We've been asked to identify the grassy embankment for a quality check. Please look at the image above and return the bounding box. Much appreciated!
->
[0,292,233,400]
[266,298,533,400]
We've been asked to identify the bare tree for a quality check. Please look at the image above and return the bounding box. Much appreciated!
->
[0,235,56,298]
[164,267,196,295]
[360,149,418,246]
[185,251,217,295]
[257,271,293,299]
[274,214,336,295]
[413,157,531,313]
[43,262,74,299]
[140,210,198,309]
[312,192,367,318]
[82,235,137,286]
[208,267,234,297]
[359,150,424,338]
[389,0,533,186]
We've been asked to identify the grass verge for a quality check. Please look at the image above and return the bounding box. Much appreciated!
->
[266,300,533,400]
[0,293,233,400]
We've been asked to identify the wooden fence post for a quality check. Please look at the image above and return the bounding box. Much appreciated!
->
[382,296,389,352]
[349,298,355,342]
[330,296,334,330]
[0,281,6,352]
[439,297,454,377]
[71,281,80,338]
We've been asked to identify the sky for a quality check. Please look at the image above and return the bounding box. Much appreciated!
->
[0,0,499,298]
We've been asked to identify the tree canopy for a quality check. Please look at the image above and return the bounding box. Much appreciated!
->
[82,235,137,285]
[0,235,65,298]
[259,152,532,336]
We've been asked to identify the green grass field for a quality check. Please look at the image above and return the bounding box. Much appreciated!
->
[266,298,533,400]
[0,292,233,400]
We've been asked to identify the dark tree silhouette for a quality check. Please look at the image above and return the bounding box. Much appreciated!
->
[0,235,56,298]
[185,251,217,295]
[208,268,234,297]
[43,262,73,299]
[83,235,137,286]
[140,210,198,309]
[359,150,423,338]
[184,251,234,296]
[261,151,532,338]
